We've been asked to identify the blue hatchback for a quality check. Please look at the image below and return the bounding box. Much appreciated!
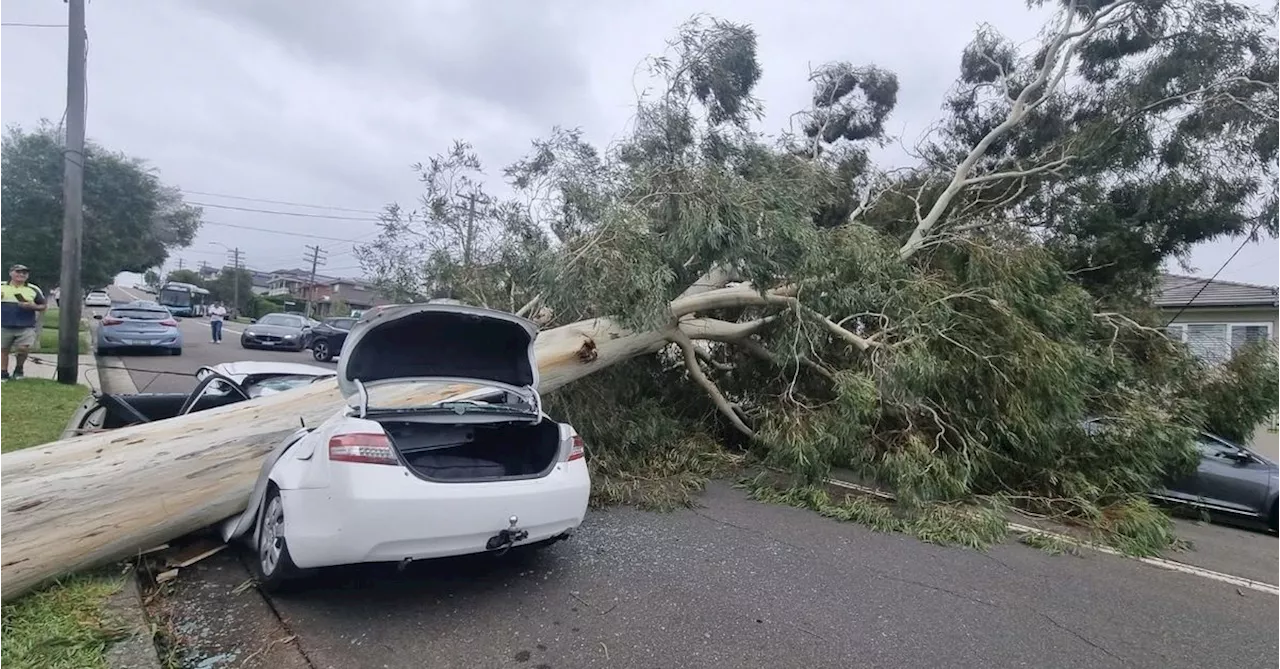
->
[95,303,183,356]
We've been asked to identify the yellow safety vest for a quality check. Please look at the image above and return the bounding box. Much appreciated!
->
[1,282,44,329]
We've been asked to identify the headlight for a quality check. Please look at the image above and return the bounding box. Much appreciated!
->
[284,334,296,339]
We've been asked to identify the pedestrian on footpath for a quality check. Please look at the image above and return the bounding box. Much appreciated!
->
[1,264,48,381]
[209,301,228,344]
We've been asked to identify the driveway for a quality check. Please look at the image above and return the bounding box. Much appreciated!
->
[102,285,335,393]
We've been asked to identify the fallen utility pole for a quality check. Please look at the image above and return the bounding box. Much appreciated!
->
[55,0,87,385]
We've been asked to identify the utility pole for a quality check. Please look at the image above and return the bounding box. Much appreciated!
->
[302,244,327,317]
[177,258,185,270]
[227,247,244,318]
[461,192,479,270]
[55,0,87,385]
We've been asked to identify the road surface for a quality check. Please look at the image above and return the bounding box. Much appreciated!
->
[100,285,1278,669]
[103,285,335,393]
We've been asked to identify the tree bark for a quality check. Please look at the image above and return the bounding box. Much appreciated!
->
[0,315,675,602]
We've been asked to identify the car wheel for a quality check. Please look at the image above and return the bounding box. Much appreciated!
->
[312,340,331,362]
[170,347,182,356]
[254,486,300,592]
[240,338,250,349]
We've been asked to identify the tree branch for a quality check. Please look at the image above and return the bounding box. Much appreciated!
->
[669,330,755,437]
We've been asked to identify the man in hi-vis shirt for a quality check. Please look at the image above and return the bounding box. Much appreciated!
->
[1,264,48,380]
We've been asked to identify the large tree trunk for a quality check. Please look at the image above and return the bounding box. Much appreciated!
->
[0,316,671,602]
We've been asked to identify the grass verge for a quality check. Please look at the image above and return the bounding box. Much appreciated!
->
[37,308,90,354]
[1,571,128,669]
[1,376,125,669]
[1,378,90,453]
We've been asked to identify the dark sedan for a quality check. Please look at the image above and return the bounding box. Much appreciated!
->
[305,316,356,362]
[240,312,312,351]
[1152,432,1278,532]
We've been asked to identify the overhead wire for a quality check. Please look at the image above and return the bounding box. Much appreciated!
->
[1163,218,1268,326]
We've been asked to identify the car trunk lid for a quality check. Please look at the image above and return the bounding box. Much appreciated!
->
[336,303,540,416]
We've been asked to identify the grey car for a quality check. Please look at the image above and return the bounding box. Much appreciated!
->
[94,303,182,356]
[1152,432,1278,532]
[240,312,312,351]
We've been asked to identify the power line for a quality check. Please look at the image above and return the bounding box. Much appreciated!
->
[2,22,68,28]
[199,220,371,243]
[187,200,382,221]
[180,189,384,215]
[1163,219,1267,326]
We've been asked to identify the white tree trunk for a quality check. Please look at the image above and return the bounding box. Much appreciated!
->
[0,316,667,602]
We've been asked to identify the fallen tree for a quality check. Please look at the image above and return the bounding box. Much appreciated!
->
[5,0,1278,600]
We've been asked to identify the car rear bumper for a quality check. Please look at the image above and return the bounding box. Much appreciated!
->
[97,332,181,350]
[279,460,590,569]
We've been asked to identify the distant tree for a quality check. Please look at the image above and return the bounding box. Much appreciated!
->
[143,269,161,290]
[205,268,253,314]
[165,269,204,286]
[1,123,203,289]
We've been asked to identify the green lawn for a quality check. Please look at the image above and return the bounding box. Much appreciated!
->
[1,377,120,669]
[36,308,90,354]
[1,379,90,453]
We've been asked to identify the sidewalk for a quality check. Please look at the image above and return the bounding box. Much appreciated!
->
[18,353,102,390]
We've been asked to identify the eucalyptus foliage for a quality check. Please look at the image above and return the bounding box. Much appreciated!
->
[360,4,1278,538]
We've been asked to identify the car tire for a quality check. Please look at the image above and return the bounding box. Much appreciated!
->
[254,486,300,592]
[240,338,251,349]
[312,340,332,362]
[170,347,182,356]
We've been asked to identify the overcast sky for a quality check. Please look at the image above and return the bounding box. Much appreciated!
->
[2,0,1276,287]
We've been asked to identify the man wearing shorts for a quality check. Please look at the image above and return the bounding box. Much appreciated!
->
[1,264,48,380]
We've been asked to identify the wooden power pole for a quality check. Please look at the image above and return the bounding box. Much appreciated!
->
[303,244,327,317]
[55,0,87,385]
[227,247,244,318]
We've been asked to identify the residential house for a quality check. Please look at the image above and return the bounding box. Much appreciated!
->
[199,265,274,295]
[265,269,337,298]
[309,278,392,316]
[1156,273,1279,458]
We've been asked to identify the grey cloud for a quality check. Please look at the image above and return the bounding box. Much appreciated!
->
[183,0,595,126]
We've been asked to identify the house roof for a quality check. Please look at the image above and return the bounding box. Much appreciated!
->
[1155,273,1278,309]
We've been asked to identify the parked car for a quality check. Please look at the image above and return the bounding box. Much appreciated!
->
[67,361,335,430]
[305,316,356,362]
[1085,418,1278,531]
[94,304,183,356]
[240,312,313,351]
[1152,432,1278,532]
[84,290,112,308]
[221,302,590,591]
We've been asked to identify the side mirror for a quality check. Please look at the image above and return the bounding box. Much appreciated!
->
[249,318,257,324]
[93,314,103,320]
[1229,449,1254,463]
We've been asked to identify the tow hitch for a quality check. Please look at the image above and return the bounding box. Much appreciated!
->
[486,516,529,552]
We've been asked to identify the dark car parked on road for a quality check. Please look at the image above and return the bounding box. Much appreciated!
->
[1153,432,1278,532]
[304,316,356,362]
[239,312,313,351]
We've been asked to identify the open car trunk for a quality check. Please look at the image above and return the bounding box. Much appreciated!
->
[380,419,562,482]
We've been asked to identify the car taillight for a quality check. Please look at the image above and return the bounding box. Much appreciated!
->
[101,317,123,325]
[328,433,399,465]
[159,318,177,326]
[567,434,585,462]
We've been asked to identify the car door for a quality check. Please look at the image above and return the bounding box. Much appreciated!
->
[1191,434,1272,515]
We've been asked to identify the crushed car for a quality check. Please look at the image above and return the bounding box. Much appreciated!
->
[67,361,336,431]
[220,302,590,590]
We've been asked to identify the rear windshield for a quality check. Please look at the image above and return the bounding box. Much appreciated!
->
[109,309,170,320]
[327,318,355,330]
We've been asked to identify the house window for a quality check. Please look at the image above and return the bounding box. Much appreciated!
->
[1165,322,1274,363]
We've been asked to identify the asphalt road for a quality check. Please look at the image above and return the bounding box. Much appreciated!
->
[163,483,1277,669]
[102,285,1278,669]
[103,285,335,393]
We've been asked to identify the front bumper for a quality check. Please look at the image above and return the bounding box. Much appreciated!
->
[280,460,591,569]
[242,334,303,349]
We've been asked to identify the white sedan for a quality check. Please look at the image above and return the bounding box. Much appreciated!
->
[84,290,112,307]
[222,302,591,590]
